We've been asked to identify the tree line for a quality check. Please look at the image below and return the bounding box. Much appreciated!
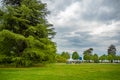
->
[56,45,120,63]
[55,51,80,63]
[83,45,120,63]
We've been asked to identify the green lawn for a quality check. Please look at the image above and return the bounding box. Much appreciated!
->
[0,63,120,80]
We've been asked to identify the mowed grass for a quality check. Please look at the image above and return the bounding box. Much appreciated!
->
[0,63,120,80]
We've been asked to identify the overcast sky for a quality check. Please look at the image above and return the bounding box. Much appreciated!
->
[43,0,120,56]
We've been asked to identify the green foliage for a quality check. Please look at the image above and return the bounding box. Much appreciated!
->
[1,0,55,38]
[83,54,92,62]
[55,54,66,63]
[12,57,32,67]
[114,55,120,61]
[0,0,56,67]
[22,48,45,63]
[0,55,12,64]
[3,0,22,6]
[72,51,79,60]
[61,52,70,59]
[0,30,27,56]
[83,48,93,62]
[99,54,107,62]
[92,54,99,63]
[107,54,114,63]
[83,48,93,55]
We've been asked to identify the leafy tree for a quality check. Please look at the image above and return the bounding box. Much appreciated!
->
[107,54,114,63]
[61,52,70,59]
[83,48,93,55]
[118,56,120,62]
[99,54,107,63]
[108,44,116,55]
[114,55,120,63]
[55,54,66,63]
[92,54,99,63]
[72,51,79,60]
[83,48,93,62]
[83,54,92,62]
[0,0,56,66]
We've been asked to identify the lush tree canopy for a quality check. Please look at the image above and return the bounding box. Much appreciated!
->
[83,48,93,62]
[72,51,79,60]
[61,52,70,59]
[55,54,66,63]
[92,54,99,63]
[83,48,93,55]
[99,54,107,62]
[0,0,56,66]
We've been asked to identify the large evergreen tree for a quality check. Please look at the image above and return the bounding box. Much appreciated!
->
[0,0,56,66]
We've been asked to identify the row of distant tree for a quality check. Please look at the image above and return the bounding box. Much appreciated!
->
[83,45,119,63]
[55,51,79,63]
[56,45,120,63]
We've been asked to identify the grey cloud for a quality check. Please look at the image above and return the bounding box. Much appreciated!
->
[44,0,78,11]
[43,0,120,55]
[57,31,99,48]
[82,0,120,22]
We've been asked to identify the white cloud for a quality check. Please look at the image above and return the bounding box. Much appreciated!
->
[48,1,83,27]
[90,23,115,35]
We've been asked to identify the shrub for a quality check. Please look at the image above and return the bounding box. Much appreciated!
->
[0,55,13,64]
[12,57,32,67]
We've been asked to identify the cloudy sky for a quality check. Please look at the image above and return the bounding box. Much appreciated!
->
[43,0,120,56]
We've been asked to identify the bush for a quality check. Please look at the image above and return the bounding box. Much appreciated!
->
[55,54,67,63]
[12,57,32,67]
[0,55,13,64]
[22,48,45,63]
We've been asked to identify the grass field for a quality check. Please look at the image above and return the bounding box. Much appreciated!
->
[0,63,120,80]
